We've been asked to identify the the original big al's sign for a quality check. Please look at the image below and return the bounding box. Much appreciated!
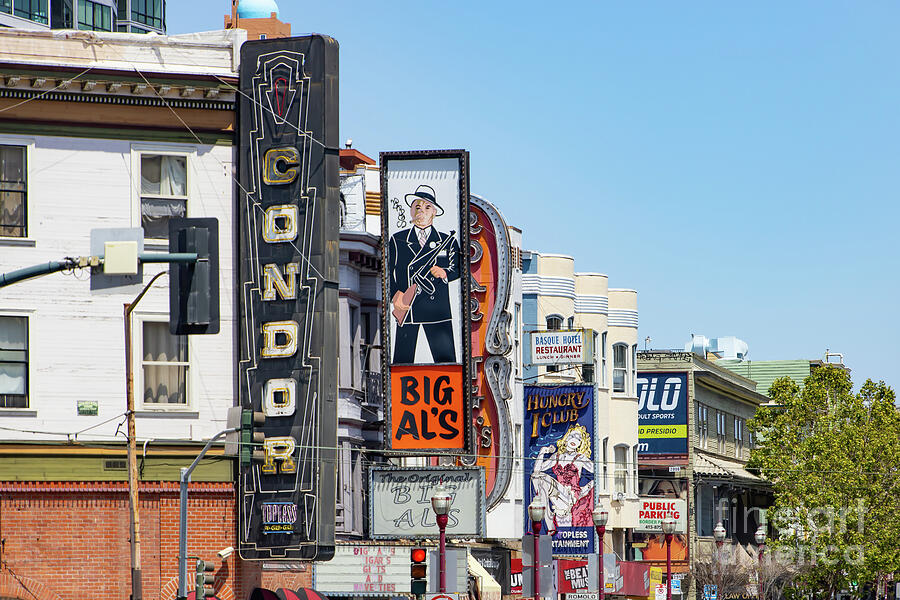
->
[381,151,472,454]
[237,36,339,561]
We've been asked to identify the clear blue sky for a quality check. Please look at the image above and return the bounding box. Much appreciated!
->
[170,1,900,393]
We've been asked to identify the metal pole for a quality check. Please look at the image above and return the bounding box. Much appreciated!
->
[123,270,167,600]
[178,467,189,600]
[533,532,540,600]
[758,544,764,600]
[177,428,238,599]
[665,533,672,600]
[596,525,605,600]
[437,514,448,592]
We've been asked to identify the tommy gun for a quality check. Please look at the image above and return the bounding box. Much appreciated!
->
[391,230,456,326]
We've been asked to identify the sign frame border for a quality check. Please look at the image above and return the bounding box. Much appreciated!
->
[367,465,486,539]
[379,149,473,455]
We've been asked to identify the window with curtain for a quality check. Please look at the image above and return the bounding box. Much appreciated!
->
[602,437,608,491]
[78,0,112,31]
[140,154,187,239]
[545,314,563,372]
[142,321,188,405]
[0,145,27,238]
[0,316,28,408]
[697,403,709,449]
[735,417,745,458]
[716,410,727,453]
[631,344,637,395]
[601,332,607,387]
[612,343,627,393]
[614,445,628,493]
[14,0,48,23]
[631,445,639,493]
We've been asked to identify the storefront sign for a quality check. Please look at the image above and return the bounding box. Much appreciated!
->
[530,330,588,365]
[524,384,595,556]
[237,36,340,561]
[636,498,688,533]
[381,150,472,454]
[312,546,412,595]
[511,558,524,595]
[637,372,689,455]
[471,547,512,596]
[464,195,514,508]
[369,467,485,538]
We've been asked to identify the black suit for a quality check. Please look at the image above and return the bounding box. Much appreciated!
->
[389,226,461,364]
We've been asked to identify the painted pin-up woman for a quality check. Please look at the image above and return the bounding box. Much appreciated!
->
[530,423,595,530]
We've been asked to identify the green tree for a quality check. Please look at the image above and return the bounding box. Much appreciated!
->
[748,366,900,599]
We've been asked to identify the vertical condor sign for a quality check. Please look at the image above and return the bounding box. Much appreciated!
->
[237,36,339,560]
[381,150,472,454]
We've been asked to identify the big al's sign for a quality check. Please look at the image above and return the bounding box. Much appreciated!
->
[463,194,514,506]
[381,150,472,454]
[237,36,339,560]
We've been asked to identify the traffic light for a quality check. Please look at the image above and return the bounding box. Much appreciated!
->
[169,217,219,335]
[195,558,215,600]
[240,409,266,467]
[410,547,428,596]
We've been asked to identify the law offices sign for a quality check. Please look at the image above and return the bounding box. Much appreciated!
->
[369,467,485,538]
[237,36,339,560]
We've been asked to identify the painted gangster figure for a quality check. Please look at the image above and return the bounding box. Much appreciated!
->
[388,184,461,364]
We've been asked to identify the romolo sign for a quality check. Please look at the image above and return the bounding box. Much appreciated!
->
[237,36,339,561]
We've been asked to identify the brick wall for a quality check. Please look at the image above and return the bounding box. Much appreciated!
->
[0,482,316,600]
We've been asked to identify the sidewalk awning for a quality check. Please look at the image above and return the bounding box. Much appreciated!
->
[467,553,501,600]
[694,452,763,484]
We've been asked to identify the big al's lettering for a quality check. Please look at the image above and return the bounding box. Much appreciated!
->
[390,365,465,449]
[257,145,304,475]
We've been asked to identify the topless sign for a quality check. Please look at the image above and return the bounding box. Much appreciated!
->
[523,384,595,556]
[381,150,472,454]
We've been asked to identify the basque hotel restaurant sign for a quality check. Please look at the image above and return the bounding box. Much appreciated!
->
[637,372,689,456]
[524,384,595,556]
[381,150,472,454]
[237,36,339,560]
[530,329,589,365]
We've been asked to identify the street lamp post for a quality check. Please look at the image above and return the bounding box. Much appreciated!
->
[713,522,726,572]
[431,485,452,593]
[755,526,767,600]
[592,506,609,600]
[528,499,546,600]
[661,517,676,600]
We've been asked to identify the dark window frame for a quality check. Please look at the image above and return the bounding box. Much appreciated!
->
[0,145,27,238]
[0,315,28,409]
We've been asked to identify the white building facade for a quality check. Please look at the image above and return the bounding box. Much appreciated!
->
[521,250,641,558]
